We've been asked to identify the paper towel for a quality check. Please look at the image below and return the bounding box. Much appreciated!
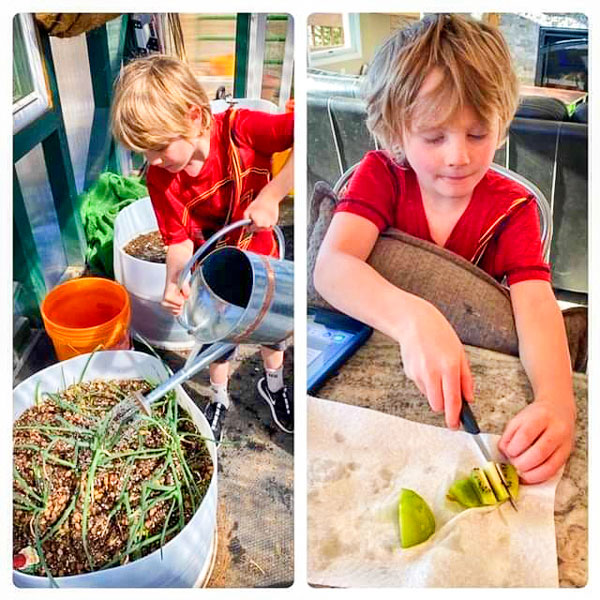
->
[308,396,561,587]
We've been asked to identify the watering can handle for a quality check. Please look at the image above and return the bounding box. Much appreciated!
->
[177,219,286,292]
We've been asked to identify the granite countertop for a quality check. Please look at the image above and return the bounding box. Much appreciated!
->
[317,330,588,587]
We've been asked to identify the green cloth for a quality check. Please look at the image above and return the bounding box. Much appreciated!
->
[80,172,148,278]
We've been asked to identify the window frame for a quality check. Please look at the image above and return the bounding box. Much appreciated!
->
[13,13,51,134]
[308,14,362,67]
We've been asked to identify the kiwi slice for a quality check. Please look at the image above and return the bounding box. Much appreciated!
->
[446,477,482,508]
[497,462,519,501]
[483,461,509,502]
[469,467,497,505]
[448,463,519,510]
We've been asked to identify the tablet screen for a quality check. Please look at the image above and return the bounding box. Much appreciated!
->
[307,306,372,393]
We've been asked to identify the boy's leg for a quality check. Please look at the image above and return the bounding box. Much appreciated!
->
[204,349,236,445]
[257,342,293,434]
[262,347,284,391]
[209,360,230,406]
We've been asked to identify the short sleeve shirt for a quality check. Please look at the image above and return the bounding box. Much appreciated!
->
[146,108,293,256]
[336,151,551,285]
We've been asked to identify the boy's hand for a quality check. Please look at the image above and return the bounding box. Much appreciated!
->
[244,192,280,230]
[163,239,193,316]
[161,280,191,316]
[499,397,575,484]
[398,297,474,430]
[506,280,577,484]
[243,147,293,230]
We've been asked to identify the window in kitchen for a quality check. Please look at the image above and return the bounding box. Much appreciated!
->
[308,13,361,66]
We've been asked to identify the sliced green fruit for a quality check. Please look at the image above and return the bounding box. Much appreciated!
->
[398,488,436,548]
[447,463,520,510]
[446,477,482,507]
[470,467,497,505]
[497,462,519,501]
[483,461,509,502]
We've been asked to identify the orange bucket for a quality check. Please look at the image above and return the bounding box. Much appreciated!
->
[41,277,131,361]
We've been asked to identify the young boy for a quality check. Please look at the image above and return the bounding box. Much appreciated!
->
[314,15,575,484]
[112,55,294,442]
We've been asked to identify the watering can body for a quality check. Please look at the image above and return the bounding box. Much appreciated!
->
[178,221,293,346]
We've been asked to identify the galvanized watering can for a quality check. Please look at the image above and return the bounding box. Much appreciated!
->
[177,220,293,346]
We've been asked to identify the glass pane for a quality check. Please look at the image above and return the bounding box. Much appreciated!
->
[49,34,95,194]
[261,15,289,106]
[181,13,237,100]
[106,15,126,77]
[542,41,588,91]
[308,14,345,51]
[15,145,68,290]
[13,16,35,104]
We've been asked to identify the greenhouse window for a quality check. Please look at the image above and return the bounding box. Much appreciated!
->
[13,14,50,134]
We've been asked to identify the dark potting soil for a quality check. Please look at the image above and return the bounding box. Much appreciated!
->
[124,224,294,265]
[123,231,167,263]
[13,379,213,579]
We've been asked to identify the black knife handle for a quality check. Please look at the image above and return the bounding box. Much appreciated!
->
[460,397,480,435]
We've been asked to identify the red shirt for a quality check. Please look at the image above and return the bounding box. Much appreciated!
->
[336,151,551,285]
[147,108,293,256]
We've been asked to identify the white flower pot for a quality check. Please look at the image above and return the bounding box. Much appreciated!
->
[113,197,196,350]
[13,351,217,588]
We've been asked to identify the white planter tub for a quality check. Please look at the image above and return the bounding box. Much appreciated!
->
[13,351,217,588]
[113,197,196,350]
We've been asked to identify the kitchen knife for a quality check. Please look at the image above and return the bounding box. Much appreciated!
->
[460,397,518,511]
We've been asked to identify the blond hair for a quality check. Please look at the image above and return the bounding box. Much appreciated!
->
[111,55,212,152]
[364,14,519,161]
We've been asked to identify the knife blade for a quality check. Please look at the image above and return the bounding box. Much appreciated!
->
[459,397,518,511]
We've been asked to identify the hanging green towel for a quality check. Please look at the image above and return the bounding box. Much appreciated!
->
[80,172,148,278]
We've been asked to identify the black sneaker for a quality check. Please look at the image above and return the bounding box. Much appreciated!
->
[204,401,228,446]
[257,378,293,434]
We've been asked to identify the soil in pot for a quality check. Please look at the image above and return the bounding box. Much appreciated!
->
[123,231,167,263]
[13,378,213,580]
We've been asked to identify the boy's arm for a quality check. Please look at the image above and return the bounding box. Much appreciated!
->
[499,280,575,483]
[162,239,194,316]
[314,212,474,429]
[244,149,294,229]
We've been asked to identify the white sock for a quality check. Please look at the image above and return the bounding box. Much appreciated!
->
[265,366,284,393]
[210,380,230,408]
